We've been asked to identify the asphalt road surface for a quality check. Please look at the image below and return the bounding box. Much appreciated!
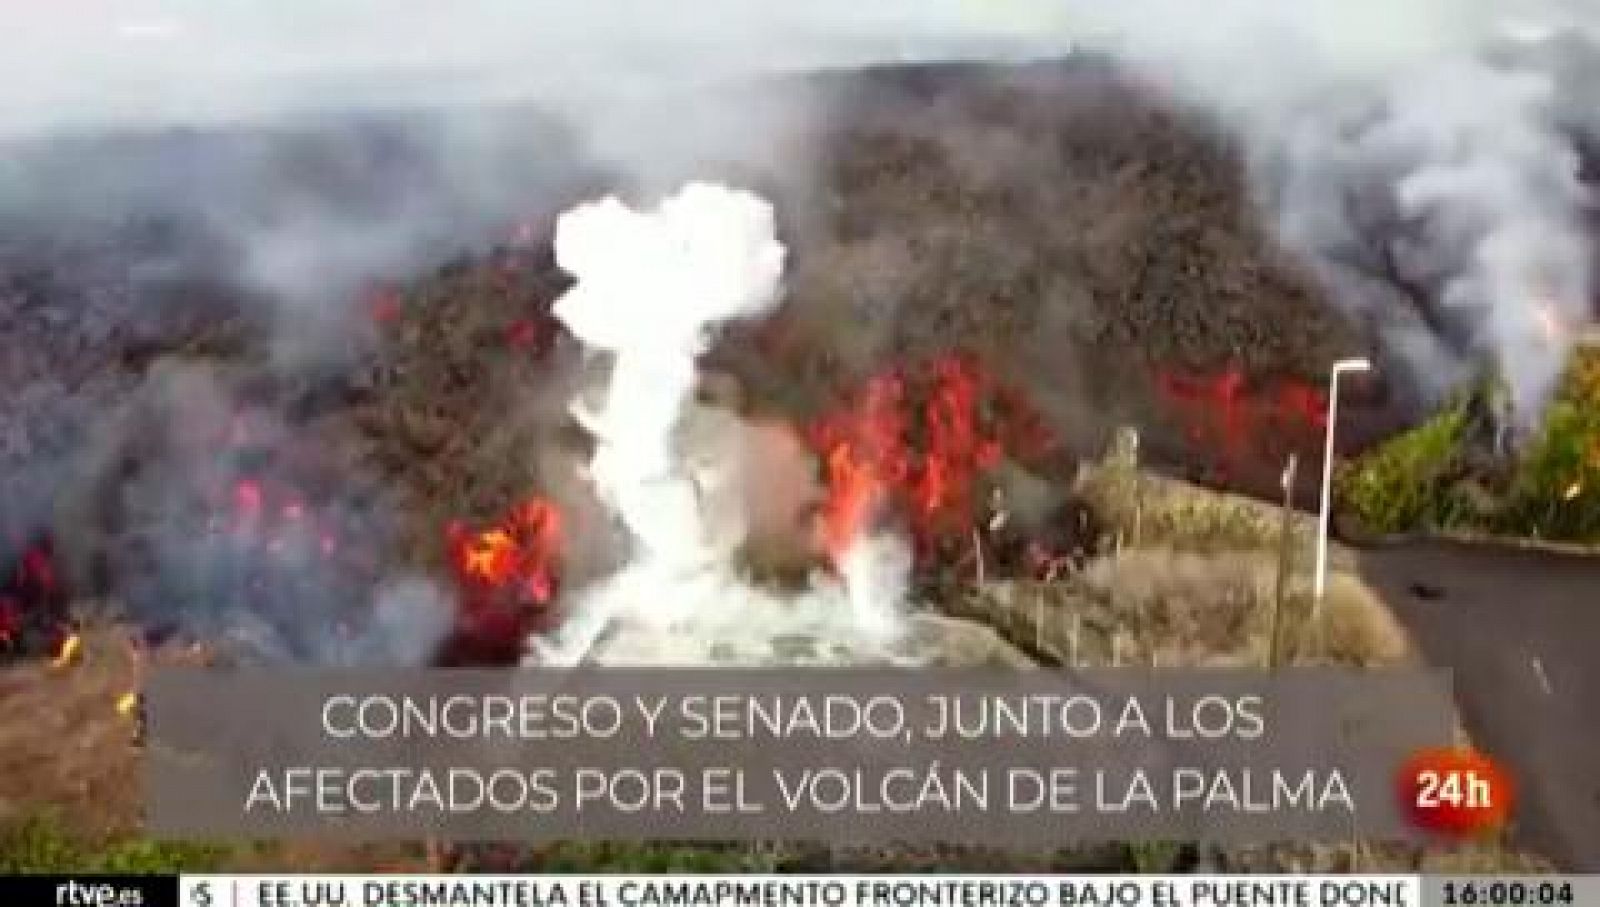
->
[1358,540,1600,871]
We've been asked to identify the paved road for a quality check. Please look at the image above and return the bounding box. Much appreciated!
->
[1358,540,1600,871]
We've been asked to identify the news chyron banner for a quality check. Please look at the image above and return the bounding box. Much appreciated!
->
[143,668,1456,844]
[39,666,1556,907]
[6,874,1600,907]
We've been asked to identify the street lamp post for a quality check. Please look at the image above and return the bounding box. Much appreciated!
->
[1314,357,1373,612]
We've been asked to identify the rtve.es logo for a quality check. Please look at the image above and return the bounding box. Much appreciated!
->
[55,879,145,907]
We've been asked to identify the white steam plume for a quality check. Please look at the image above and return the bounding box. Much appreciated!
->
[554,183,786,580]
[535,183,910,666]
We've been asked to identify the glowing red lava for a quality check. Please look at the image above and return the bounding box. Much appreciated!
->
[809,352,1056,564]
[364,284,403,326]
[1156,365,1327,481]
[0,534,72,658]
[445,498,564,657]
[504,317,557,356]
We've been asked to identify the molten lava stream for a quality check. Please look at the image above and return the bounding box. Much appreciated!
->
[810,352,1060,580]
[443,497,564,665]
[1157,366,1329,484]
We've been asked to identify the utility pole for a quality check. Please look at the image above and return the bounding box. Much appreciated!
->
[1270,453,1298,669]
[1315,358,1372,620]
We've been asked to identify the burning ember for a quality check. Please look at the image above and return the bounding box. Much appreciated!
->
[0,534,72,658]
[504,316,559,357]
[364,284,404,326]
[809,352,1056,567]
[206,473,346,564]
[194,411,361,569]
[50,632,82,670]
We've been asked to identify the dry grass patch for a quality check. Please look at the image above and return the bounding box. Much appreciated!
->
[951,547,1411,670]
[0,617,147,841]
[1073,434,1321,556]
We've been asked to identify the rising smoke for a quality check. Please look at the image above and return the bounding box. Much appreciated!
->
[57,360,456,665]
[0,0,1057,333]
[6,1,1600,664]
[1063,0,1600,420]
[6,2,1597,408]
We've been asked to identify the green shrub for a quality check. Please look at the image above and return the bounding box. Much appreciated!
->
[1126,841,1187,873]
[1493,395,1600,540]
[1339,349,1600,541]
[0,814,81,873]
[1336,403,1468,535]
[91,837,230,874]
[0,813,229,874]
[529,842,780,873]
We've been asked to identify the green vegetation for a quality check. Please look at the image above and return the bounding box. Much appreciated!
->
[0,813,781,874]
[0,813,228,874]
[524,842,782,873]
[1498,378,1600,540]
[1338,349,1600,541]
[1336,403,1472,535]
[1125,841,1187,873]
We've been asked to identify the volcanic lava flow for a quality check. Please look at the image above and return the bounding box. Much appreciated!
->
[1156,365,1329,484]
[443,497,564,663]
[808,351,1058,574]
[0,184,1367,674]
[418,200,1356,665]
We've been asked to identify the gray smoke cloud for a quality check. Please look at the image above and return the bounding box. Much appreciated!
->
[3,1,1058,139]
[10,3,1595,415]
[67,362,457,666]
[0,1,1059,365]
[1055,0,1600,420]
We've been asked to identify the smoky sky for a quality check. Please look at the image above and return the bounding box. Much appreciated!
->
[2,0,1061,139]
[4,1,1599,398]
[0,1,1060,351]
